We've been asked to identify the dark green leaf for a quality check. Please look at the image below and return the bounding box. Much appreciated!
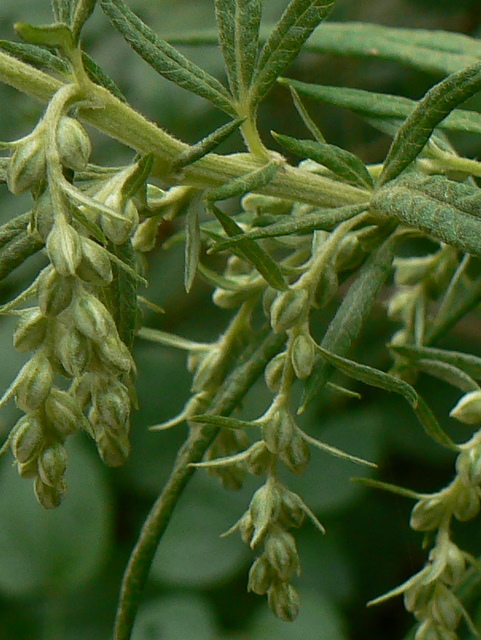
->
[51,0,73,24]
[99,0,236,115]
[0,40,70,75]
[415,358,480,393]
[209,204,287,291]
[71,0,97,42]
[121,153,154,201]
[184,197,201,293]
[250,0,335,107]
[0,232,43,283]
[289,85,325,143]
[214,0,261,100]
[316,347,459,451]
[82,51,127,102]
[206,158,281,203]
[371,174,481,257]
[173,118,244,172]
[279,80,481,137]
[390,343,481,382]
[273,132,374,189]
[301,230,399,411]
[379,61,481,185]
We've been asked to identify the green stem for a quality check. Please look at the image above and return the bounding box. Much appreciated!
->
[113,329,287,640]
[0,49,369,208]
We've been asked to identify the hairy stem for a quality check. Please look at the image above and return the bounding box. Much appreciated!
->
[114,329,286,640]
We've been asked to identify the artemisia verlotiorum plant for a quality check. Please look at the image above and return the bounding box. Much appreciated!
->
[2,1,481,638]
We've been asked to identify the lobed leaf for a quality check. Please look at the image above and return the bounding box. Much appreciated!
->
[273,132,374,189]
[99,0,236,115]
[279,79,481,137]
[379,60,481,185]
[214,0,261,101]
[249,0,335,107]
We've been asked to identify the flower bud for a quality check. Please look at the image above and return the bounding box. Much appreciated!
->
[56,325,92,377]
[290,333,315,379]
[452,482,480,521]
[37,267,73,316]
[13,308,48,353]
[76,237,113,285]
[15,351,54,412]
[248,555,275,595]
[191,349,221,392]
[313,266,338,309]
[249,482,281,548]
[264,528,300,581]
[410,496,446,532]
[456,445,481,486]
[100,196,139,244]
[279,433,311,474]
[450,390,481,425]
[95,334,133,373]
[278,489,305,529]
[44,388,85,437]
[56,116,91,171]
[7,134,46,194]
[73,291,116,342]
[264,352,286,393]
[95,426,130,467]
[38,442,68,488]
[428,585,461,630]
[11,413,44,464]
[242,193,291,215]
[270,288,308,333]
[46,215,82,277]
[34,475,66,509]
[404,582,434,616]
[394,255,433,286]
[432,541,466,587]
[247,443,274,476]
[92,377,130,430]
[414,619,457,640]
[212,286,253,309]
[18,457,39,479]
[267,581,300,622]
[30,189,54,241]
[262,287,277,318]
[238,512,255,546]
[132,216,163,253]
[387,290,416,321]
[262,409,295,455]
[335,234,363,272]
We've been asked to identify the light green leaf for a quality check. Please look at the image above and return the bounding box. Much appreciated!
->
[71,0,97,43]
[273,132,374,189]
[173,118,244,171]
[209,203,287,291]
[415,358,480,393]
[190,414,258,430]
[390,343,481,382]
[15,21,74,52]
[279,80,481,137]
[214,0,261,100]
[99,0,236,115]
[353,477,423,500]
[379,61,481,185]
[371,174,481,257]
[289,85,326,143]
[249,0,335,107]
[82,51,127,102]
[138,327,210,352]
[184,197,201,292]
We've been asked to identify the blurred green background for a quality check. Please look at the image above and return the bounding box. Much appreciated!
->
[1,1,481,639]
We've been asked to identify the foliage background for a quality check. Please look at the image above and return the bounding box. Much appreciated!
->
[1,1,481,639]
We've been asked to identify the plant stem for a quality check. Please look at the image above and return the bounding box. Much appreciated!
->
[0,49,370,208]
[113,329,286,640]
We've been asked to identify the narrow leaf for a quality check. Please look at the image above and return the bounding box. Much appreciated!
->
[279,79,481,137]
[371,175,481,257]
[273,132,374,189]
[300,430,377,467]
[99,0,236,115]
[390,343,481,382]
[379,60,481,185]
[82,51,127,102]
[210,204,288,291]
[353,477,424,500]
[184,197,201,292]
[120,153,154,201]
[415,358,480,393]
[214,0,261,100]
[289,85,325,143]
[71,0,97,42]
[138,327,210,352]
[173,118,244,171]
[51,0,72,23]
[206,158,281,203]
[0,40,70,75]
[15,22,74,52]
[189,414,258,430]
[250,0,335,107]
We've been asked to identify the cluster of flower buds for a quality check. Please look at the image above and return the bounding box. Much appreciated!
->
[388,245,459,346]
[2,111,140,507]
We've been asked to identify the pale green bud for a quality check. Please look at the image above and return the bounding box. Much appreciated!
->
[46,215,82,277]
[387,290,416,321]
[428,586,461,630]
[13,308,48,353]
[7,134,46,194]
[100,197,139,244]
[264,352,286,393]
[132,215,163,253]
[394,255,434,286]
[456,445,481,486]
[313,266,338,309]
[452,482,480,521]
[34,475,66,509]
[96,426,130,467]
[38,442,68,488]
[249,482,281,548]
[290,334,315,379]
[15,351,54,412]
[92,378,130,430]
[37,267,73,316]
[191,349,221,392]
[262,287,277,318]
[18,457,39,479]
[246,443,274,476]
[56,116,91,171]
[247,555,275,595]
[280,433,311,474]
[242,193,291,215]
[414,619,457,640]
[404,582,434,616]
[212,286,253,309]
[77,237,113,285]
[410,496,446,532]
[238,512,255,546]
[264,528,300,582]
[73,291,116,342]
[30,189,54,241]
[262,409,295,455]
[278,489,305,529]
[267,581,300,622]
[56,325,91,377]
[11,413,44,464]
[335,234,363,272]
[95,334,133,373]
[449,390,481,425]
[270,288,309,333]
[44,388,84,437]
[432,541,466,587]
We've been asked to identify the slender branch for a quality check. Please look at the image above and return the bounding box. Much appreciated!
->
[114,329,286,640]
